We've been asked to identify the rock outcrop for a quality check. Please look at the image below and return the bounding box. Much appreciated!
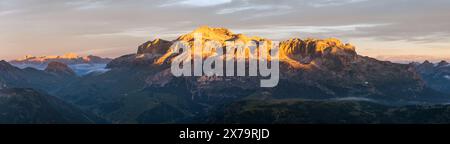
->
[0,60,19,71]
[45,62,76,76]
[279,38,356,63]
[437,60,449,67]
[137,38,173,55]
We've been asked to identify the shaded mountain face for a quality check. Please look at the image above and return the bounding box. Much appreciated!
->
[54,26,449,123]
[201,99,450,124]
[0,60,76,94]
[413,60,450,94]
[0,80,5,89]
[0,88,104,124]
[45,61,76,77]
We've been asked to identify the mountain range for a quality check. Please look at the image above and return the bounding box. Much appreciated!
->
[1,26,450,124]
[413,60,450,94]
[10,53,112,65]
[9,53,112,76]
[0,60,76,93]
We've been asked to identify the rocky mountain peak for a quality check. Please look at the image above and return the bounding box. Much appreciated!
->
[279,37,356,64]
[415,60,437,75]
[177,26,245,43]
[82,55,112,63]
[16,53,79,61]
[45,62,76,76]
[110,26,362,69]
[437,60,449,67]
[60,53,79,59]
[0,60,11,67]
[422,60,433,65]
[177,26,256,42]
[137,38,173,55]
[0,60,18,71]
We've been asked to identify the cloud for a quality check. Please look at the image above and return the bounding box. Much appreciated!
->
[0,9,21,16]
[65,0,110,10]
[309,0,369,7]
[217,5,291,14]
[82,26,188,39]
[160,0,232,7]
[232,23,389,40]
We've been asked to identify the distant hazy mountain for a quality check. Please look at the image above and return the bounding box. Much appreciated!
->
[0,60,76,94]
[10,53,112,76]
[0,88,104,124]
[413,60,450,94]
[377,55,450,63]
[10,53,111,65]
[54,26,449,123]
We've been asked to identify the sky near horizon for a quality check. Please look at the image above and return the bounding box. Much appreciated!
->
[1,0,450,62]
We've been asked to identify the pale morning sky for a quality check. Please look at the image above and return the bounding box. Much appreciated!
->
[1,0,450,62]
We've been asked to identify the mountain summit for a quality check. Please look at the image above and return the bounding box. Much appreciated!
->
[10,53,112,65]
[45,62,76,76]
[176,26,264,43]
[111,26,358,69]
[0,60,18,71]
[137,38,173,55]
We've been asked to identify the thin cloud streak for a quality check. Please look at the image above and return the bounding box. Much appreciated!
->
[231,24,390,40]
[217,5,291,14]
[309,0,369,7]
[160,0,232,7]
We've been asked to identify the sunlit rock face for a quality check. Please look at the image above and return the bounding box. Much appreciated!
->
[137,39,173,55]
[279,38,356,63]
[154,26,271,65]
[147,26,358,70]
